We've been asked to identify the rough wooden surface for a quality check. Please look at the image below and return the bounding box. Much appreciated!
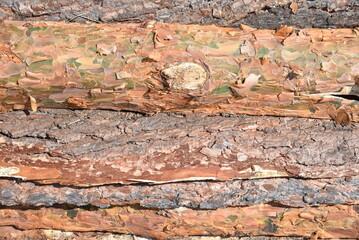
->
[0,3,358,239]
[0,204,358,239]
[0,0,358,29]
[0,109,358,239]
[0,228,308,240]
[1,21,359,122]
[0,109,358,185]
[1,176,358,209]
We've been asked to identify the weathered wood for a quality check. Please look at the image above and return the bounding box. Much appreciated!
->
[0,204,358,239]
[0,109,358,186]
[0,21,358,123]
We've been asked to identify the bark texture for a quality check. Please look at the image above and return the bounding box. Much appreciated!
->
[0,228,308,240]
[0,0,358,29]
[1,21,359,123]
[1,177,358,209]
[1,2,359,239]
[0,109,358,238]
[0,204,358,239]
[1,109,358,185]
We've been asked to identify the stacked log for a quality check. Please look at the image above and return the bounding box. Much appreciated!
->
[0,1,358,239]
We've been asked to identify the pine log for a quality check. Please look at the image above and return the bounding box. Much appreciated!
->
[0,8,359,240]
[0,227,311,240]
[1,176,358,208]
[1,109,358,239]
[0,204,358,239]
[1,21,359,124]
[0,109,358,186]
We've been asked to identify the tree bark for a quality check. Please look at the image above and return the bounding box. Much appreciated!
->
[0,227,313,240]
[1,21,358,124]
[0,1,359,239]
[0,204,358,239]
[0,109,358,239]
[0,0,358,29]
[1,109,358,185]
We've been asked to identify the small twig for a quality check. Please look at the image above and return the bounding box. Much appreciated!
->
[68,12,99,23]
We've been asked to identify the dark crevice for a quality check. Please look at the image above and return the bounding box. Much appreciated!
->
[332,94,359,101]
[0,174,355,189]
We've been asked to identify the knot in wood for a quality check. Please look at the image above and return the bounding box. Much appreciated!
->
[161,62,207,91]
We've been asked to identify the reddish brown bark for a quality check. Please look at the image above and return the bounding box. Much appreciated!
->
[0,109,358,186]
[0,205,358,239]
[0,2,358,239]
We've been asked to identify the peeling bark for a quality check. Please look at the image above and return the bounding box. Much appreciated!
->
[0,0,358,29]
[0,204,358,239]
[1,21,359,122]
[0,228,308,240]
[0,2,358,239]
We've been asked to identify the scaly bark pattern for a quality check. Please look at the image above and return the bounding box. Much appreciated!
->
[0,21,358,123]
[0,110,358,185]
[0,204,358,239]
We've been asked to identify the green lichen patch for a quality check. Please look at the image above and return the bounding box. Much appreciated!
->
[257,47,269,59]
[125,80,136,89]
[28,59,53,73]
[67,58,81,68]
[226,215,238,222]
[8,24,24,37]
[208,41,219,49]
[213,85,230,95]
[2,74,21,84]
[26,27,41,36]
[80,70,104,88]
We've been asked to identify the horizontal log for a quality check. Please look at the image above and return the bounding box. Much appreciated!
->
[0,227,307,240]
[1,176,358,209]
[0,204,358,239]
[0,0,358,29]
[0,21,359,123]
[0,109,358,186]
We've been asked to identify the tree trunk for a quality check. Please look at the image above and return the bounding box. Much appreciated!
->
[0,109,358,239]
[1,21,358,123]
[0,1,359,240]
